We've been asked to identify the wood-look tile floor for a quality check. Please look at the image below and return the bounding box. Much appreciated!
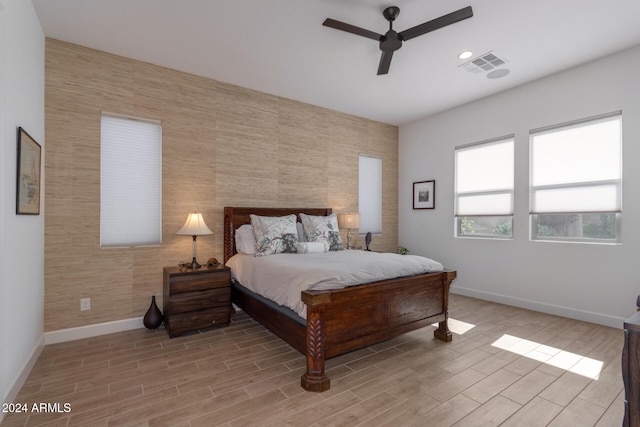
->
[2,295,625,427]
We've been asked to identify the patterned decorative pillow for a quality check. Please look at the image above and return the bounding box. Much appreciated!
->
[299,213,344,251]
[249,214,298,256]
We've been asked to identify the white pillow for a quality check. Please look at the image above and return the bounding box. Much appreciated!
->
[295,241,328,254]
[299,213,344,251]
[235,224,256,255]
[250,214,298,256]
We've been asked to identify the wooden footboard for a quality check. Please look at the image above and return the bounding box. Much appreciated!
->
[299,270,456,391]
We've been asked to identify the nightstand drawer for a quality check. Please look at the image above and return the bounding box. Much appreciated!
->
[166,307,231,336]
[170,270,231,293]
[168,288,230,314]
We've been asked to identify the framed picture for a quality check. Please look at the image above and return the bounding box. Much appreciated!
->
[413,180,435,210]
[16,127,41,215]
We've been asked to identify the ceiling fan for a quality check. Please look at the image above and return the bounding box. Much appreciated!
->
[323,6,473,75]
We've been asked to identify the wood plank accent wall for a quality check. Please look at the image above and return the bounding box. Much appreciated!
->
[44,39,398,331]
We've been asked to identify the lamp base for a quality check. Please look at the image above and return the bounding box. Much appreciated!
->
[182,258,201,269]
[346,229,354,250]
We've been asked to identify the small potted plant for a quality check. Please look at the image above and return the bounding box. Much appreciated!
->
[398,245,409,255]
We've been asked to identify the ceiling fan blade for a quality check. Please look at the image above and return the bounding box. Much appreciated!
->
[323,18,382,41]
[377,51,394,75]
[399,6,473,41]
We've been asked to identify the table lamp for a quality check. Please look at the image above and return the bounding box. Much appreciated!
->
[338,212,360,250]
[177,213,213,268]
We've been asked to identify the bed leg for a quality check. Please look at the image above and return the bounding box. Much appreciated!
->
[434,271,456,342]
[434,319,453,342]
[301,371,330,392]
[301,311,330,392]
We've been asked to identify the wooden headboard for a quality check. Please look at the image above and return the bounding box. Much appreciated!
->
[223,207,333,264]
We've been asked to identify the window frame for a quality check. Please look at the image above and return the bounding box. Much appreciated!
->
[454,135,515,239]
[358,154,382,235]
[529,111,622,244]
[100,112,163,248]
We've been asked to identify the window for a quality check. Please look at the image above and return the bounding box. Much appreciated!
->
[530,112,622,242]
[358,155,382,235]
[455,136,514,238]
[100,113,162,247]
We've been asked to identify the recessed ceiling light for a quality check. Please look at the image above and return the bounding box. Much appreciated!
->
[458,50,473,60]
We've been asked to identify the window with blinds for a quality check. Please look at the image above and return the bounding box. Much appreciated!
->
[530,112,622,242]
[100,113,162,247]
[358,155,382,235]
[455,136,515,238]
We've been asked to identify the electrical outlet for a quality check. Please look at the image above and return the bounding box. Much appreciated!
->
[80,298,91,311]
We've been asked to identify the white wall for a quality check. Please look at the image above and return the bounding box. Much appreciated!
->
[399,45,640,328]
[0,0,45,413]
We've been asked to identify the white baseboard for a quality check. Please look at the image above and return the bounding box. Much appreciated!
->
[1,335,45,423]
[451,285,625,329]
[44,317,144,345]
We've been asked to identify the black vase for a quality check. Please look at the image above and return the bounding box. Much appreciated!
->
[143,295,163,329]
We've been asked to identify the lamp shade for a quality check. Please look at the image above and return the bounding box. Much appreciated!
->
[338,212,360,229]
[176,213,213,236]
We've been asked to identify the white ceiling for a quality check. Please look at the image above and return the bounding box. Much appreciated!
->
[32,0,640,126]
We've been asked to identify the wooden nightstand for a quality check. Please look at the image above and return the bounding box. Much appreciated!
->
[163,264,232,338]
[623,311,640,426]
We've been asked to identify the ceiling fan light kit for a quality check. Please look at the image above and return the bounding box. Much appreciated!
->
[323,5,474,75]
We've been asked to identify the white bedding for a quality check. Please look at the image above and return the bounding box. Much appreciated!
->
[226,250,444,319]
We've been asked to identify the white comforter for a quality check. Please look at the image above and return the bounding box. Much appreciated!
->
[226,250,444,319]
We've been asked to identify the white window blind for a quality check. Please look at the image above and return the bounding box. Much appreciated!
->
[530,113,622,214]
[455,137,514,216]
[100,114,162,247]
[358,155,382,234]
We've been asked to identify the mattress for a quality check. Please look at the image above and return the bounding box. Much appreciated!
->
[226,250,444,319]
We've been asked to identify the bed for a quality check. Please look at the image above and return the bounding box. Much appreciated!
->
[223,206,457,392]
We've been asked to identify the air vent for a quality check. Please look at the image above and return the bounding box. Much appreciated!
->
[459,51,508,74]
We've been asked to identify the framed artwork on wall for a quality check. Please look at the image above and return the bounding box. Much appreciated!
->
[16,127,41,215]
[413,180,435,210]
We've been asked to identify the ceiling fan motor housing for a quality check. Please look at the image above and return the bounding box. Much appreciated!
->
[380,30,402,52]
[381,7,402,52]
